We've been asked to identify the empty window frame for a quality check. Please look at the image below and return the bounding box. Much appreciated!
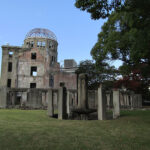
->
[30,66,37,76]
[37,41,41,47]
[37,41,45,47]
[49,75,54,87]
[7,79,11,88]
[30,41,34,48]
[50,56,55,66]
[42,41,46,47]
[49,42,53,48]
[30,83,36,88]
[31,53,36,59]
[8,62,12,72]
[9,51,13,58]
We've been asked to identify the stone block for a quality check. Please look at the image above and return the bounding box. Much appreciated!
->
[113,89,120,119]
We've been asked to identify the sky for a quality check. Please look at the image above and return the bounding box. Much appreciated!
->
[0,0,121,71]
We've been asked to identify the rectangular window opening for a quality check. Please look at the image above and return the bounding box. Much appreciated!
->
[7,79,11,88]
[8,62,12,72]
[42,41,46,47]
[31,53,36,59]
[49,75,54,87]
[30,83,36,88]
[30,41,34,48]
[9,51,13,58]
[30,66,37,76]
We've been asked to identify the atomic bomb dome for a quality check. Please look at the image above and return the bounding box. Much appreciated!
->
[25,28,57,41]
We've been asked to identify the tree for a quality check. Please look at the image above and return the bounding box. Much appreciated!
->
[76,60,118,89]
[75,0,150,95]
[75,0,124,19]
[91,7,150,76]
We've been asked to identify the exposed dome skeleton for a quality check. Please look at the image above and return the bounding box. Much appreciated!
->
[25,28,57,41]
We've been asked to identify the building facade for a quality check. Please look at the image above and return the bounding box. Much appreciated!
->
[0,28,77,108]
[0,28,77,90]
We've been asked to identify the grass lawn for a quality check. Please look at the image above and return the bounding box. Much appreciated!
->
[0,109,150,150]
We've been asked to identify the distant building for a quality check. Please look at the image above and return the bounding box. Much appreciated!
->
[0,28,77,90]
[0,28,78,108]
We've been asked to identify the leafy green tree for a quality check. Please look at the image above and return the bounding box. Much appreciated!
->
[75,0,124,19]
[75,0,150,95]
[76,60,118,89]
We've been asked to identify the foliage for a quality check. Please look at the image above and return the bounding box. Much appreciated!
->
[90,0,150,80]
[75,0,124,19]
[76,60,118,89]
[75,0,150,95]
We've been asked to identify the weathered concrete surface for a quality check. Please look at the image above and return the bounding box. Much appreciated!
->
[67,91,71,115]
[47,89,54,117]
[98,85,106,120]
[0,87,8,108]
[58,85,67,119]
[26,89,42,108]
[113,89,120,119]
[77,74,88,109]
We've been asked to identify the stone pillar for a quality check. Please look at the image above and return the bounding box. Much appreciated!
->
[77,74,88,109]
[0,87,8,108]
[58,83,67,120]
[113,89,120,119]
[74,92,78,107]
[42,92,47,107]
[137,94,142,108]
[95,90,98,109]
[67,91,70,115]
[11,92,15,106]
[47,89,54,117]
[98,84,106,120]
[106,93,110,109]
[119,92,123,108]
[126,94,130,107]
[21,92,27,106]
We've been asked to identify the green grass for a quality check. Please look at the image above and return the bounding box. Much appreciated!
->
[0,109,150,150]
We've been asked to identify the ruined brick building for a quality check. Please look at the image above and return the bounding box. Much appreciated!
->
[0,28,77,89]
[0,28,77,108]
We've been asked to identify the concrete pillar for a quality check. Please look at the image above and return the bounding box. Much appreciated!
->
[95,90,98,109]
[12,92,16,106]
[0,87,8,108]
[126,94,129,107]
[130,91,134,109]
[74,92,78,107]
[47,89,54,117]
[98,84,106,120]
[106,93,110,109]
[21,92,27,106]
[113,89,120,119]
[67,91,70,115]
[137,94,142,108]
[58,83,67,120]
[119,92,124,108]
[78,74,88,109]
[42,92,46,106]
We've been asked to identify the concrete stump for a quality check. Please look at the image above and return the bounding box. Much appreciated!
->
[67,91,71,115]
[113,89,120,119]
[47,89,54,117]
[98,84,106,120]
[58,83,67,120]
[78,74,88,109]
[0,87,8,108]
[106,93,111,109]
[21,92,27,106]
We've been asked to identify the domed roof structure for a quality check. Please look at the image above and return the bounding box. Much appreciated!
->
[25,28,57,41]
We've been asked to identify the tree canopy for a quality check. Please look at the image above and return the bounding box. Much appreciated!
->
[76,60,118,89]
[75,0,150,94]
[75,0,124,19]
